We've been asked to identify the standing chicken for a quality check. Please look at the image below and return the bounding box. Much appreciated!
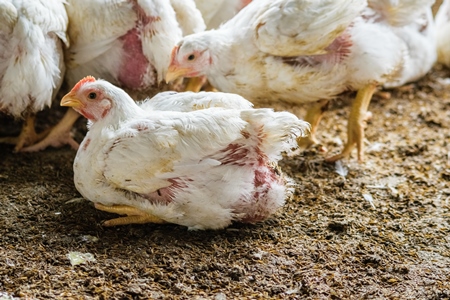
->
[25,0,206,152]
[61,76,309,230]
[0,0,68,151]
[166,0,437,162]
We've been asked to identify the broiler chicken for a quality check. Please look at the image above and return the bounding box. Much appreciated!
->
[0,0,68,152]
[166,0,437,162]
[436,0,450,67]
[25,0,206,152]
[61,76,309,230]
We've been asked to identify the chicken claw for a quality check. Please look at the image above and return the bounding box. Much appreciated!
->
[94,203,166,226]
[326,84,376,163]
[21,109,80,152]
[0,114,49,152]
[297,99,329,150]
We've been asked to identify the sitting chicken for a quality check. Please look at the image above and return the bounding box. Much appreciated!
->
[24,0,206,152]
[61,76,309,230]
[166,0,437,162]
[0,0,68,151]
[436,0,450,67]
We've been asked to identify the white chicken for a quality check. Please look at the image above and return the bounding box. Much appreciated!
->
[0,0,68,151]
[25,0,206,152]
[166,0,437,162]
[436,0,450,67]
[61,76,309,230]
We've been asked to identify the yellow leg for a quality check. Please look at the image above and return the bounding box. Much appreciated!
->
[0,113,49,152]
[94,203,166,227]
[184,76,206,92]
[202,80,218,92]
[21,108,80,152]
[326,84,377,163]
[297,99,329,149]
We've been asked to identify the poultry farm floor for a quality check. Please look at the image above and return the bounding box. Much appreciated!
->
[0,66,450,299]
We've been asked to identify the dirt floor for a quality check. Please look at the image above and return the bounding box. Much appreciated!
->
[1,65,450,299]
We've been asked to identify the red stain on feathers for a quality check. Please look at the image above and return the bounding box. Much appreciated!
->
[324,31,353,61]
[233,163,284,224]
[253,167,276,188]
[72,76,96,92]
[220,143,250,166]
[118,28,150,89]
[82,138,91,151]
[130,0,161,26]
[283,29,353,67]
[144,178,189,205]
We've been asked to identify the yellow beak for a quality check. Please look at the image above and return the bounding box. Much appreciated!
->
[165,65,191,83]
[60,92,83,108]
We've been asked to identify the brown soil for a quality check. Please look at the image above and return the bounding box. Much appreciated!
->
[1,66,450,299]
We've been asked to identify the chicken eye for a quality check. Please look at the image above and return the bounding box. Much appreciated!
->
[187,54,195,61]
[88,92,97,100]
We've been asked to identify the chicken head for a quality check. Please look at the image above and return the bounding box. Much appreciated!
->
[61,76,113,122]
[166,40,212,83]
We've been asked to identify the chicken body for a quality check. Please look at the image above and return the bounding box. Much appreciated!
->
[61,77,309,230]
[0,0,68,151]
[167,0,437,162]
[27,0,206,152]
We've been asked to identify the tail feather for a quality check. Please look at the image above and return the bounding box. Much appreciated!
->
[241,109,310,160]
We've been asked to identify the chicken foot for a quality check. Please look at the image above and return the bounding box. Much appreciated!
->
[0,113,50,152]
[21,108,80,152]
[297,99,329,150]
[95,203,166,226]
[326,83,377,163]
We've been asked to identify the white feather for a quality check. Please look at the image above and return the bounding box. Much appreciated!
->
[0,0,67,117]
[73,80,310,230]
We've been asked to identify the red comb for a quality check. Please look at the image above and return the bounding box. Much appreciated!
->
[72,76,96,92]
